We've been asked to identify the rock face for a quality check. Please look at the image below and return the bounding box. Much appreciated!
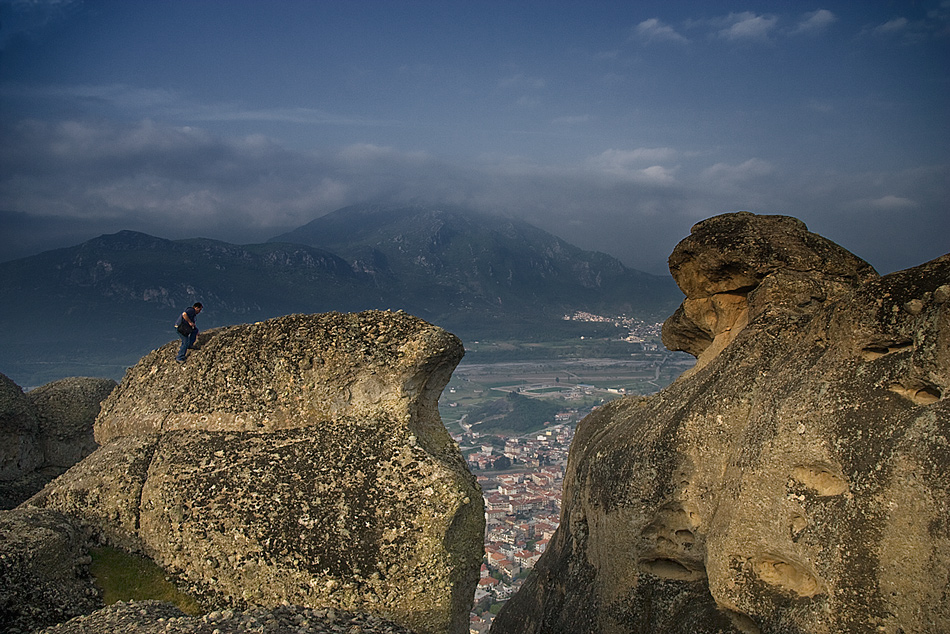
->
[29,310,484,634]
[0,374,115,509]
[0,506,101,633]
[492,212,949,634]
[0,373,42,487]
[28,378,117,472]
[32,601,416,634]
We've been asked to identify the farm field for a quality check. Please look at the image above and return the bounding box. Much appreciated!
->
[439,345,694,434]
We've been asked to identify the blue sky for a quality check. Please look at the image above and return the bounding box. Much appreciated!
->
[1,1,947,275]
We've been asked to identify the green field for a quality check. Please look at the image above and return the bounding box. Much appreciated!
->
[439,338,694,435]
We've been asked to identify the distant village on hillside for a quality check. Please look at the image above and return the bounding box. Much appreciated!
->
[563,310,664,349]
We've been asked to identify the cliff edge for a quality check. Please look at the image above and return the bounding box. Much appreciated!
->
[492,212,949,634]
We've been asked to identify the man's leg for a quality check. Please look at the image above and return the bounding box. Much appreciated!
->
[187,330,198,349]
[177,333,190,362]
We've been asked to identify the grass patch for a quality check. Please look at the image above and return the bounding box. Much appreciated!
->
[89,546,203,616]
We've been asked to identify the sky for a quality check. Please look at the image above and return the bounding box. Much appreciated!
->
[0,1,947,276]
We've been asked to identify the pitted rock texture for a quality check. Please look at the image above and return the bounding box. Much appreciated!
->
[28,377,117,471]
[0,373,42,485]
[94,311,460,450]
[35,601,416,634]
[492,213,949,634]
[0,506,101,633]
[29,311,483,634]
[0,374,115,509]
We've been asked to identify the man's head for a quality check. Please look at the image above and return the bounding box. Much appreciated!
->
[193,302,203,312]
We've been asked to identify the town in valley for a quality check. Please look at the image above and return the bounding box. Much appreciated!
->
[438,313,693,632]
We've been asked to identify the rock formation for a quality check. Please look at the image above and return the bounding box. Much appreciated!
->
[0,373,42,494]
[492,212,949,634]
[27,310,484,634]
[0,374,115,509]
[0,506,101,632]
[28,378,117,474]
[30,602,417,633]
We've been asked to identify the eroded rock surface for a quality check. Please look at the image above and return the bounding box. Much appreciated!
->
[28,377,117,472]
[0,373,42,488]
[33,601,416,634]
[492,213,949,634]
[0,506,101,633]
[661,212,877,374]
[29,310,483,634]
[0,374,115,509]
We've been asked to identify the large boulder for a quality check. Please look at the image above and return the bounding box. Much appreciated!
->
[28,310,484,634]
[0,374,42,487]
[0,506,101,633]
[0,374,115,509]
[492,212,949,634]
[28,377,117,471]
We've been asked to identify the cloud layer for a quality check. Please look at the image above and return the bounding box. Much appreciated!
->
[2,115,946,275]
[1,2,947,275]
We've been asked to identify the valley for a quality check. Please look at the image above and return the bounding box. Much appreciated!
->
[437,328,694,630]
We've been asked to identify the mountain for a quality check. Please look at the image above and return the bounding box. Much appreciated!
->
[0,205,681,386]
[270,204,677,326]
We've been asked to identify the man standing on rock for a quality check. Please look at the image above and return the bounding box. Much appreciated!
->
[175,302,202,363]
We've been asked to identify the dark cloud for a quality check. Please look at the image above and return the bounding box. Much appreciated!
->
[1,117,947,274]
[0,0,82,49]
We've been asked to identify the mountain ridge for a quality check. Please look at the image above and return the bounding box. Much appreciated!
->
[271,204,670,314]
[0,204,681,386]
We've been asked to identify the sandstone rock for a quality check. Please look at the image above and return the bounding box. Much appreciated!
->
[0,506,101,633]
[34,600,416,634]
[28,377,116,470]
[662,212,877,374]
[492,213,949,634]
[29,310,483,634]
[0,374,115,510]
[0,373,43,485]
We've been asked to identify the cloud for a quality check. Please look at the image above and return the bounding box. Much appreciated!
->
[0,82,390,128]
[498,73,546,90]
[586,149,679,184]
[1,82,181,110]
[715,12,778,42]
[866,194,918,210]
[339,143,428,163]
[0,118,694,270]
[0,118,346,234]
[1,117,947,276]
[701,158,773,182]
[633,18,688,44]
[875,17,910,35]
[592,147,678,164]
[792,9,837,35]
[551,115,592,125]
[864,9,949,44]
